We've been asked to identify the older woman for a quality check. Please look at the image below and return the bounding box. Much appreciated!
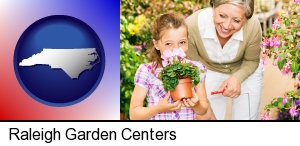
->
[186,0,263,120]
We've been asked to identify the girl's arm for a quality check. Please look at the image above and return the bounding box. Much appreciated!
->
[195,82,216,120]
[196,104,217,120]
[183,82,216,119]
[129,85,181,120]
[191,82,209,115]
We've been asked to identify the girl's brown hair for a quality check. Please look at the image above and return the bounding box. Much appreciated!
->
[148,12,188,72]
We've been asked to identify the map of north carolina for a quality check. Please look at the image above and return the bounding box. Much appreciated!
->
[19,48,99,79]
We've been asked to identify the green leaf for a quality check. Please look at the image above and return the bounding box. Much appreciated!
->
[285,102,291,108]
[281,45,287,51]
[268,104,273,109]
[120,16,128,24]
[297,50,300,57]
[125,70,131,77]
[277,59,286,70]
[292,19,299,25]
[286,34,294,42]
[293,73,296,78]
[170,72,176,77]
[291,61,299,74]
[288,98,293,104]
[273,101,278,107]
[278,102,284,109]
[278,53,286,59]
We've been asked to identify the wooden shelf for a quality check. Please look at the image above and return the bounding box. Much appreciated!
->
[254,1,283,36]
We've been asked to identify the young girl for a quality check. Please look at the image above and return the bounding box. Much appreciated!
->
[129,12,215,120]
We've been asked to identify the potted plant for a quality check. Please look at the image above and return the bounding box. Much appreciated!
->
[158,48,201,101]
[260,0,300,120]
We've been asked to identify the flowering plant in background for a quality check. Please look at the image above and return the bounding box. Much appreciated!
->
[261,90,300,120]
[158,48,200,91]
[261,0,300,78]
[260,0,300,120]
[121,0,206,51]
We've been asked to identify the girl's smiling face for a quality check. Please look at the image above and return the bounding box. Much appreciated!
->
[153,26,188,54]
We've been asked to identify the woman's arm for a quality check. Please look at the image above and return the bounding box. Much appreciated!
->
[129,85,181,120]
[232,16,262,83]
[218,17,262,98]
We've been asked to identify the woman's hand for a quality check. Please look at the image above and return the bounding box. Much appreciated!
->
[157,92,182,112]
[218,75,241,98]
[182,91,199,108]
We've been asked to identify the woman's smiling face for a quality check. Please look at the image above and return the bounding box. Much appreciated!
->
[213,4,246,39]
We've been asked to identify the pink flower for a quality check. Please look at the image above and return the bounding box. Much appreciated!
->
[261,112,272,120]
[134,45,142,51]
[162,50,173,59]
[142,42,146,47]
[262,47,266,54]
[168,4,174,8]
[261,37,269,48]
[172,48,181,58]
[272,18,281,29]
[290,23,296,28]
[283,94,288,104]
[161,50,174,66]
[281,60,292,75]
[178,48,186,59]
[289,105,298,117]
[273,57,280,66]
[185,14,189,18]
[261,56,267,65]
[297,71,300,79]
[161,48,187,67]
[269,36,280,47]
[162,60,168,67]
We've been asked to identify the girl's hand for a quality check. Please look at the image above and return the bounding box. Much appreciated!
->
[218,75,241,98]
[182,92,199,108]
[157,92,182,112]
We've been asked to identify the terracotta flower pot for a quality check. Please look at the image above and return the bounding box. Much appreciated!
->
[170,78,193,101]
[120,112,125,120]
